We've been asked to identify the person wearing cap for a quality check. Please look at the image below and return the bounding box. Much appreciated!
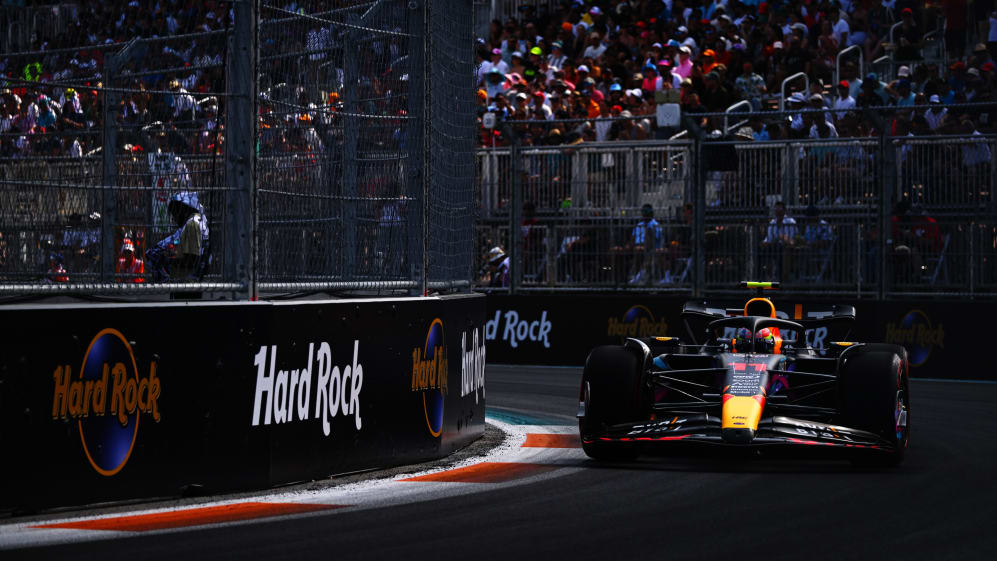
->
[484,67,507,100]
[786,92,808,134]
[531,90,552,120]
[972,42,992,70]
[735,61,767,110]
[701,71,733,112]
[888,79,916,106]
[857,72,888,106]
[674,45,694,79]
[924,95,948,130]
[894,7,923,62]
[576,64,590,82]
[658,59,682,89]
[641,63,661,94]
[832,80,856,120]
[701,49,719,74]
[808,94,839,146]
[547,41,567,70]
[491,47,510,74]
[479,48,508,86]
[116,238,145,283]
[582,32,607,60]
[513,91,530,116]
[509,51,526,76]
[484,246,510,288]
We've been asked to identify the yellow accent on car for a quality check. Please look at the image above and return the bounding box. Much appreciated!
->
[722,395,765,431]
[653,336,675,342]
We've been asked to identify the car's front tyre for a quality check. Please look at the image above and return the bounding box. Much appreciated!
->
[838,344,911,466]
[579,345,647,460]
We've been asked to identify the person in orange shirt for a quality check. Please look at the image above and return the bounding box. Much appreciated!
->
[116,238,145,283]
[701,49,719,74]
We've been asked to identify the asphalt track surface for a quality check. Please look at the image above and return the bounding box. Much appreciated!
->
[9,365,997,560]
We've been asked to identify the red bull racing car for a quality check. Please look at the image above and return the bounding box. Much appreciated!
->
[578,282,911,465]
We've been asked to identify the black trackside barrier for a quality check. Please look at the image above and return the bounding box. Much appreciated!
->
[484,294,984,381]
[0,294,486,511]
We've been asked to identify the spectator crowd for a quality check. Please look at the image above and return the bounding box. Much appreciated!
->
[1,0,231,159]
[475,0,997,146]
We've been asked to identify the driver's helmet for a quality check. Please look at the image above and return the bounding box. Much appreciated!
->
[734,328,752,351]
[755,327,776,353]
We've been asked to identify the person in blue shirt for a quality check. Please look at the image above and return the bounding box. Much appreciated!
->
[618,203,663,284]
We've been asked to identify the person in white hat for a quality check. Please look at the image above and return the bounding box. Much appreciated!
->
[787,92,807,133]
[924,95,947,131]
[674,46,694,79]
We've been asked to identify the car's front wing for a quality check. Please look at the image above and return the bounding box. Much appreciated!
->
[582,414,894,451]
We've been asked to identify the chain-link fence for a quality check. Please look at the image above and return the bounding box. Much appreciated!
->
[0,0,477,297]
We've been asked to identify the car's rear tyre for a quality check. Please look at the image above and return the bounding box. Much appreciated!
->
[579,345,647,460]
[838,344,910,466]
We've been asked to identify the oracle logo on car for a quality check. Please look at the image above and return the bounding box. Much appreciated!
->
[412,318,448,437]
[51,329,162,476]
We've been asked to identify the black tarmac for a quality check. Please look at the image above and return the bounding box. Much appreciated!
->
[12,365,997,560]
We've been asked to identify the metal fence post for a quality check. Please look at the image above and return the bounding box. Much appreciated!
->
[407,0,426,295]
[342,13,362,283]
[507,125,522,293]
[101,39,142,285]
[100,52,119,284]
[782,143,795,205]
[879,128,894,300]
[693,132,705,297]
[226,0,257,299]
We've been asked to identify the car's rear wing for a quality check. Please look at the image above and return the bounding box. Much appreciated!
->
[680,301,856,346]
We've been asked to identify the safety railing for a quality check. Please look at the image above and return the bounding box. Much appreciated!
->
[699,138,880,218]
[835,45,863,91]
[780,73,809,112]
[476,140,693,218]
[474,129,997,298]
[870,55,892,83]
[474,215,997,298]
[893,135,996,211]
[724,100,752,136]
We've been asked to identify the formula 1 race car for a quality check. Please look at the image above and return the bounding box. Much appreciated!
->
[578,282,911,465]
